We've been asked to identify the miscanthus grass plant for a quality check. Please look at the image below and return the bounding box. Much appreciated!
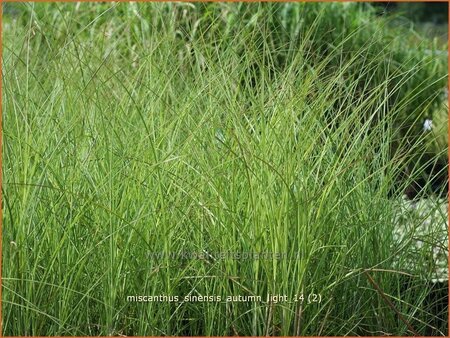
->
[2,2,448,336]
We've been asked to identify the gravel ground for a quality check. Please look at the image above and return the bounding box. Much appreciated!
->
[393,196,448,283]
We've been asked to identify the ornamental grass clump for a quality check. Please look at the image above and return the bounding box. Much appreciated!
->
[2,2,448,336]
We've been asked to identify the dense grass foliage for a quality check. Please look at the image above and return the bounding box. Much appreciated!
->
[2,2,448,336]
